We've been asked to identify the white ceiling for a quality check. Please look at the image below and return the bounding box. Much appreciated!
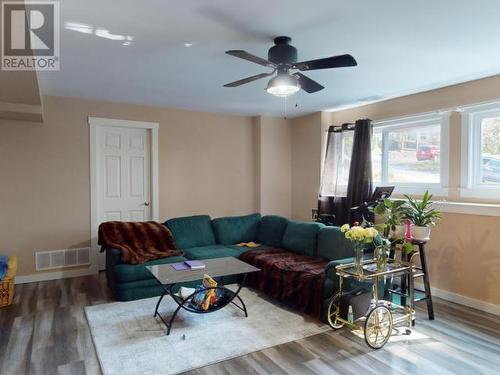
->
[38,0,500,117]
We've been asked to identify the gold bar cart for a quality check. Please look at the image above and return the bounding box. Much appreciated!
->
[326,253,419,349]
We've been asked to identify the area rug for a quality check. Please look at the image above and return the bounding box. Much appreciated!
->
[85,288,329,375]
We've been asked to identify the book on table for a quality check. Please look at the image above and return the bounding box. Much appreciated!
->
[184,260,205,270]
[171,260,206,271]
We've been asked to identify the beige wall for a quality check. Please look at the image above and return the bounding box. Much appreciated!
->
[0,71,41,106]
[0,96,258,276]
[255,117,292,217]
[290,112,323,221]
[330,74,500,125]
[289,74,500,306]
[428,212,500,305]
[0,71,43,122]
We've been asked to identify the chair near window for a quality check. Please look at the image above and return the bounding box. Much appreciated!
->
[349,186,395,224]
[316,195,349,226]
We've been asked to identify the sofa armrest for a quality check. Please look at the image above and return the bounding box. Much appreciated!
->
[106,247,122,266]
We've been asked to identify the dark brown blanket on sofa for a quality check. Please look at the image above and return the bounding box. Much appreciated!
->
[98,221,182,264]
[240,247,328,318]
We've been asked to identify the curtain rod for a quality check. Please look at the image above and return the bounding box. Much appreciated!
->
[328,123,355,133]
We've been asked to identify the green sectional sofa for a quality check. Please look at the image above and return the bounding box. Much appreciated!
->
[104,213,368,314]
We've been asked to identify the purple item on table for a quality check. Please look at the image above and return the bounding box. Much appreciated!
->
[171,262,190,271]
[184,260,205,269]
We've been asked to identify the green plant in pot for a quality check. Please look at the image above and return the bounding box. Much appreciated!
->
[372,199,408,240]
[403,191,441,241]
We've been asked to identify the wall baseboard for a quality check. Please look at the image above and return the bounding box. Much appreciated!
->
[415,282,500,316]
[15,267,98,285]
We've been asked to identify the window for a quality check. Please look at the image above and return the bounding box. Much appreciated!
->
[372,113,449,195]
[337,132,353,189]
[461,102,500,198]
[320,130,353,196]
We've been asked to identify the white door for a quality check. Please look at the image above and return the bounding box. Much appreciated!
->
[95,126,152,269]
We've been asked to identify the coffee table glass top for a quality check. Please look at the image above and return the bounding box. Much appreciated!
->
[146,257,260,285]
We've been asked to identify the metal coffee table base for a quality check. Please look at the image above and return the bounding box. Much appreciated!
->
[154,274,248,335]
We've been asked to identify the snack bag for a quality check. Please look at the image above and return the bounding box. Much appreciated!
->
[200,274,218,310]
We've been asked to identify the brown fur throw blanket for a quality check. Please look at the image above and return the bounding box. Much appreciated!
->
[240,247,328,318]
[98,221,182,264]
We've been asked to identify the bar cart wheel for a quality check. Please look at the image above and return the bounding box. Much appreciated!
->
[326,292,344,330]
[364,305,393,349]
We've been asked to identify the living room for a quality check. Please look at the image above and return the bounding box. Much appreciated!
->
[1,1,500,374]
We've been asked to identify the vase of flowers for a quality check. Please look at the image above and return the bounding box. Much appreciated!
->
[340,222,379,274]
[374,238,391,271]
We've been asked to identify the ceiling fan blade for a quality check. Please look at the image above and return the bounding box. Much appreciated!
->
[224,71,274,87]
[292,72,324,93]
[225,50,274,67]
[294,54,357,71]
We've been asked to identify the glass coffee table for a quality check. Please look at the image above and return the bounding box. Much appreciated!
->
[146,257,260,335]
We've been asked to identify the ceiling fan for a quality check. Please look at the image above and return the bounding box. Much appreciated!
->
[224,36,357,97]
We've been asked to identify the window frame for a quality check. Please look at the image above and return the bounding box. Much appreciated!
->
[460,101,500,199]
[373,112,450,196]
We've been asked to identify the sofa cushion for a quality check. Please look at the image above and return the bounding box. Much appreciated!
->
[257,215,288,247]
[281,221,323,256]
[113,255,187,283]
[182,245,248,260]
[165,215,216,249]
[317,226,354,260]
[212,213,261,245]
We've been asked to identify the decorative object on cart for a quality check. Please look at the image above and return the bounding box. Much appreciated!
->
[403,191,442,241]
[373,236,413,275]
[340,222,379,274]
[327,258,416,349]
[374,238,391,272]
[372,198,408,239]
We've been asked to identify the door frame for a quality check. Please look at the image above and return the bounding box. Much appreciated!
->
[88,116,160,272]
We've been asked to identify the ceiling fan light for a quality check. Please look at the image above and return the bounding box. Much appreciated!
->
[266,74,300,97]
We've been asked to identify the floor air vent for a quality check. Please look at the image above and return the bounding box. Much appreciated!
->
[35,248,91,271]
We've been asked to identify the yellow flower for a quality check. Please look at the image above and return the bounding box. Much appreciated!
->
[365,227,379,239]
[343,225,378,243]
[340,224,350,233]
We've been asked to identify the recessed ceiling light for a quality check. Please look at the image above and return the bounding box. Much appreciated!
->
[65,22,134,46]
[64,22,93,34]
[184,42,193,47]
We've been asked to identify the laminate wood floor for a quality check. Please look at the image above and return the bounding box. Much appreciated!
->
[0,273,499,375]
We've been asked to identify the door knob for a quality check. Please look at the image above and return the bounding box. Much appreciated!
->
[144,202,150,206]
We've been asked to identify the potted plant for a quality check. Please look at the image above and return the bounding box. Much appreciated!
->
[403,191,441,241]
[372,199,408,240]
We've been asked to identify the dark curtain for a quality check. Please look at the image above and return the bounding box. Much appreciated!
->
[346,119,373,223]
[318,123,354,225]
